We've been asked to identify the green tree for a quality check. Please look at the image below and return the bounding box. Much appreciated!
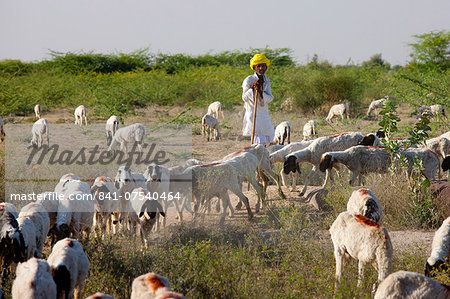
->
[408,30,450,70]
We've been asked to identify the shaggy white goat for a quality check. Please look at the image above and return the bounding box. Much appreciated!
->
[108,123,146,153]
[374,271,450,299]
[47,238,89,299]
[34,104,42,119]
[367,96,389,117]
[347,188,383,225]
[326,103,350,123]
[273,121,290,145]
[105,115,120,146]
[330,211,393,289]
[91,176,120,238]
[12,257,57,299]
[284,132,378,196]
[302,120,318,141]
[270,140,314,191]
[74,105,87,126]
[18,202,50,258]
[207,101,224,119]
[30,118,49,148]
[425,216,449,277]
[202,114,221,141]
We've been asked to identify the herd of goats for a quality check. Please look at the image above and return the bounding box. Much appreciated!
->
[0,97,449,298]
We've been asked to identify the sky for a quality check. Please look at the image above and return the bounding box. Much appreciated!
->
[1,0,449,66]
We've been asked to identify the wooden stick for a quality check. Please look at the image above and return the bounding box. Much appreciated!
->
[250,88,259,145]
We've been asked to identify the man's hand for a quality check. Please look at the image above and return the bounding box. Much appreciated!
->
[251,79,264,97]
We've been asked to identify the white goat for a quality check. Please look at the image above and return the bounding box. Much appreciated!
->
[284,132,377,196]
[367,96,389,117]
[330,211,393,289]
[47,238,89,299]
[30,118,49,148]
[430,104,446,118]
[374,270,450,299]
[425,134,450,178]
[34,104,42,119]
[202,114,221,141]
[302,120,318,141]
[16,217,37,261]
[74,105,87,126]
[347,188,383,225]
[273,121,290,145]
[270,140,314,191]
[18,202,50,258]
[12,257,57,299]
[131,272,172,299]
[326,103,350,123]
[105,115,120,146]
[91,176,120,238]
[207,101,224,119]
[108,123,146,153]
[425,216,449,277]
[0,202,18,218]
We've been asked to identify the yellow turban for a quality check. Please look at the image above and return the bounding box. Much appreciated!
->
[250,54,270,70]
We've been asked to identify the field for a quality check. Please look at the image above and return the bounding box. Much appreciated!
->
[0,102,449,298]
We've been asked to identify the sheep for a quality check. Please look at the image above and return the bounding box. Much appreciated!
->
[201,114,221,141]
[0,205,26,280]
[425,134,450,178]
[326,103,350,123]
[347,188,383,225]
[283,132,377,196]
[374,270,450,299]
[11,257,57,299]
[74,105,87,126]
[108,123,146,153]
[302,120,318,141]
[0,116,4,142]
[425,216,449,277]
[130,272,172,299]
[207,101,225,119]
[430,104,446,117]
[90,176,120,238]
[47,238,89,299]
[16,217,37,261]
[36,191,60,228]
[0,202,18,218]
[269,140,314,191]
[85,293,115,299]
[34,104,42,119]
[18,202,50,258]
[367,96,389,118]
[319,146,440,186]
[105,115,120,146]
[49,180,94,243]
[128,187,165,247]
[330,211,393,290]
[273,121,291,145]
[30,118,49,148]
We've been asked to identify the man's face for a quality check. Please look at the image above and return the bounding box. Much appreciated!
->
[253,63,267,76]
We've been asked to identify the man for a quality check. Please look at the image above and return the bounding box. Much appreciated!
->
[242,53,274,144]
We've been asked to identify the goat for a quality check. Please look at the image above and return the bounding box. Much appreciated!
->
[91,176,120,238]
[18,202,50,258]
[34,104,42,119]
[425,217,449,278]
[302,120,318,141]
[347,188,383,225]
[273,121,290,145]
[326,103,350,123]
[207,101,224,119]
[105,115,120,146]
[30,118,49,148]
[74,105,87,126]
[108,123,146,153]
[202,114,221,141]
[367,96,389,118]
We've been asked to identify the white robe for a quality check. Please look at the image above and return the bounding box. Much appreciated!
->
[242,73,275,137]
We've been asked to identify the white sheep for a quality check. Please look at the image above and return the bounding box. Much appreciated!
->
[90,176,120,238]
[131,272,172,299]
[374,270,450,299]
[284,132,378,196]
[16,217,37,261]
[0,116,4,142]
[47,238,89,299]
[207,101,224,119]
[105,115,120,146]
[34,104,42,119]
[273,121,291,145]
[347,188,383,225]
[11,257,57,299]
[326,103,350,123]
[430,104,446,118]
[425,216,449,277]
[425,134,450,178]
[201,114,221,141]
[108,123,146,153]
[18,202,50,258]
[85,293,116,299]
[269,140,314,191]
[302,120,318,141]
[330,211,393,289]
[367,96,389,118]
[0,202,18,218]
[74,105,87,126]
[30,118,49,148]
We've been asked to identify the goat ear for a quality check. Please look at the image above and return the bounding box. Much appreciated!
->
[319,154,332,172]
[359,135,375,146]
[283,156,295,174]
